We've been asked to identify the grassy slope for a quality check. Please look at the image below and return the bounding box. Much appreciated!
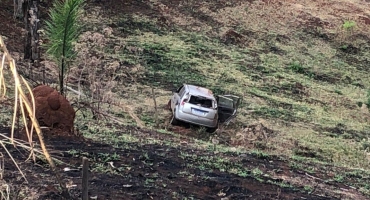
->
[66,0,370,197]
[1,0,370,198]
[73,1,370,166]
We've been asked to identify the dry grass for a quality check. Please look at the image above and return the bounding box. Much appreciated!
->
[0,36,72,198]
[136,1,369,168]
[0,0,368,198]
[3,1,365,197]
[70,0,370,160]
[1,36,35,182]
[29,0,368,181]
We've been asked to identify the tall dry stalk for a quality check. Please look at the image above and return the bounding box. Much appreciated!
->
[0,36,71,199]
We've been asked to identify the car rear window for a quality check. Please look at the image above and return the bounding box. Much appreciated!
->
[188,95,213,108]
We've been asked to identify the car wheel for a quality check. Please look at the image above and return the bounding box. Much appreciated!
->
[167,100,172,111]
[206,127,218,133]
[170,112,178,125]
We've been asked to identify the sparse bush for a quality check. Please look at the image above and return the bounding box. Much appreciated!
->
[334,89,343,95]
[342,20,356,31]
[304,185,313,193]
[339,44,348,50]
[250,150,270,159]
[357,101,363,107]
[334,174,345,183]
[252,167,263,177]
[289,62,305,74]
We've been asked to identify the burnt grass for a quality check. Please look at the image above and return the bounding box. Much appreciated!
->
[1,120,369,199]
[1,129,342,200]
[1,125,366,200]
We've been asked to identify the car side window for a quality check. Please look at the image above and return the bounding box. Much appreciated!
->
[176,85,183,93]
[179,86,186,97]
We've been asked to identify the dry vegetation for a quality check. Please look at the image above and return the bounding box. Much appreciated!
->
[67,0,370,197]
[1,0,370,199]
[68,0,370,167]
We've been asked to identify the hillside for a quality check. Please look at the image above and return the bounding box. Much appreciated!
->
[1,0,370,199]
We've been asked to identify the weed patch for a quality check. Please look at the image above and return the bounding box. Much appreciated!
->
[117,15,167,36]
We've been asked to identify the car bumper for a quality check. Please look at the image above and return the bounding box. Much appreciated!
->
[176,110,218,128]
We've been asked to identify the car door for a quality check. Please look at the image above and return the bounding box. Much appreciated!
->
[171,85,184,111]
[217,95,241,124]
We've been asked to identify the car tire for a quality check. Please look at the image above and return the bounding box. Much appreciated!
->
[206,127,218,133]
[167,100,172,111]
[170,111,178,125]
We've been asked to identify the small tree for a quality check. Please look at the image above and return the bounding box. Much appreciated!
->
[44,0,85,95]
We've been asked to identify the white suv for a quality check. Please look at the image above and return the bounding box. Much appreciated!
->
[168,84,240,133]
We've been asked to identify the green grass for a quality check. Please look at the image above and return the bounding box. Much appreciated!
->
[2,1,370,199]
[343,20,356,30]
[69,2,370,197]
[78,12,370,170]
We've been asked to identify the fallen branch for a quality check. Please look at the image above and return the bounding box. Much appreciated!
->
[305,172,324,182]
[75,100,145,128]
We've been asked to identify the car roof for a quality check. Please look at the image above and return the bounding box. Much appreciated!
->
[185,84,215,99]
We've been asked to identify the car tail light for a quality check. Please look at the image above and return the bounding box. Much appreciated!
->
[181,99,188,105]
[181,94,189,105]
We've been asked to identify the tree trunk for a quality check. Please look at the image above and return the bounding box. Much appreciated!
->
[21,0,40,66]
[29,1,40,62]
[60,58,65,95]
[22,0,31,60]
[14,0,24,19]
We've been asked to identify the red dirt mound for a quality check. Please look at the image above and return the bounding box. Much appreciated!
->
[30,85,75,134]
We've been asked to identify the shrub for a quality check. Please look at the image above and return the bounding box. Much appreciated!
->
[289,61,305,74]
[342,20,356,30]
[366,90,370,109]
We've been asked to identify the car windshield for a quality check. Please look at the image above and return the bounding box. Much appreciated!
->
[218,96,234,108]
[188,95,213,108]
